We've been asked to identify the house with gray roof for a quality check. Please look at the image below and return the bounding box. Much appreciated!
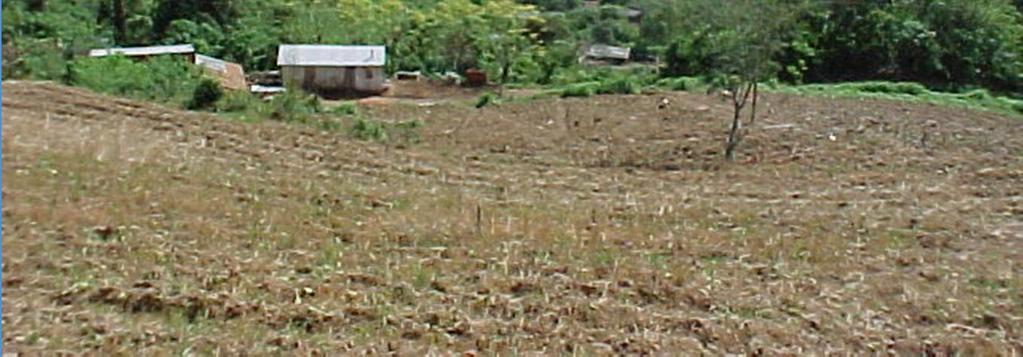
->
[277,45,388,98]
[581,44,631,65]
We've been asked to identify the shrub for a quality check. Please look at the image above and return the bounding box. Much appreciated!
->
[264,90,321,123]
[187,78,224,110]
[70,56,203,106]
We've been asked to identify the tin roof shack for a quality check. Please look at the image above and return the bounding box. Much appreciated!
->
[195,54,248,91]
[581,44,631,66]
[277,45,388,99]
[89,44,196,63]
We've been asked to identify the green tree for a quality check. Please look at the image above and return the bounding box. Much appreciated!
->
[162,19,225,54]
[152,0,238,35]
[97,0,149,45]
[679,0,814,161]
[419,0,485,72]
[807,0,1022,92]
[188,77,224,110]
[522,0,581,12]
[475,1,543,83]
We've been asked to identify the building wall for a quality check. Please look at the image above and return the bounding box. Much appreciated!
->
[281,66,386,98]
[200,61,247,91]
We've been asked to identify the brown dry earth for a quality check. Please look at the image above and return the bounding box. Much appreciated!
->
[2,81,1022,355]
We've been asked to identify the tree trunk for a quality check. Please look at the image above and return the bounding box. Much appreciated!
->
[112,0,127,45]
[725,82,754,161]
[749,82,759,124]
[725,101,743,161]
[501,60,511,84]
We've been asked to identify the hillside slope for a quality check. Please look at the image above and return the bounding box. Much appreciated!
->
[2,81,1022,354]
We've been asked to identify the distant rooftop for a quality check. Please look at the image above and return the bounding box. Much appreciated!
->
[585,44,631,61]
[619,8,643,19]
[277,45,386,67]
[195,54,227,72]
[88,44,195,57]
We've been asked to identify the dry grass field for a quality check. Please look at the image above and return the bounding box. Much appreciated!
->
[2,81,1022,355]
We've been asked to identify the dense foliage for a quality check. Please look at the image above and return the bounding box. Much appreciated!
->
[3,0,1022,95]
[68,55,206,105]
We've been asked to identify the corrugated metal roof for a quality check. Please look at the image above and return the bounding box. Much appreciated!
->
[88,44,195,57]
[250,85,287,93]
[195,54,227,72]
[585,44,631,60]
[619,8,643,18]
[277,45,386,67]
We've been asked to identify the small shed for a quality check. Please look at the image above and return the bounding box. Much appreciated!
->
[277,45,388,98]
[581,44,631,65]
[195,54,248,91]
[89,44,196,63]
[464,69,488,87]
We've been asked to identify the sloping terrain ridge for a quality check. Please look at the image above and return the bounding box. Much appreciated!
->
[3,81,1022,354]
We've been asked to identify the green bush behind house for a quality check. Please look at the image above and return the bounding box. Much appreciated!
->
[69,56,205,106]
